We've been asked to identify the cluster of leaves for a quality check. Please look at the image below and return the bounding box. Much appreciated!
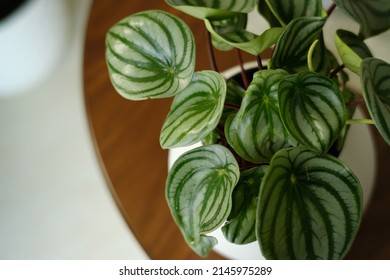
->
[105,0,390,259]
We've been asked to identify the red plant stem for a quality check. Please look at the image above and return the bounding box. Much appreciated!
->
[237,49,249,89]
[327,3,337,16]
[330,64,345,78]
[346,98,365,108]
[224,102,240,110]
[206,30,219,72]
[257,55,264,70]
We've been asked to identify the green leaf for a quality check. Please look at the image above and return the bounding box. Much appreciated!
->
[205,19,283,56]
[265,0,323,26]
[270,17,326,73]
[257,147,362,260]
[222,166,268,245]
[106,10,195,100]
[226,69,291,164]
[166,144,240,257]
[209,14,248,51]
[258,0,282,27]
[160,71,226,149]
[165,0,256,20]
[335,29,373,74]
[310,35,340,75]
[307,39,319,72]
[361,58,390,145]
[333,0,390,38]
[278,72,346,153]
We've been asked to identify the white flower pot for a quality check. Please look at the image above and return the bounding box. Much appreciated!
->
[0,0,70,97]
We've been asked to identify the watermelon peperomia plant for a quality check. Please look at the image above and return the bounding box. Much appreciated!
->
[105,0,390,259]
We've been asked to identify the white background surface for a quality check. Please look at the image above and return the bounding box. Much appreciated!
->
[0,0,148,259]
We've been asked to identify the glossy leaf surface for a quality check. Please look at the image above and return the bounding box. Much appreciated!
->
[166,0,256,20]
[160,71,226,149]
[166,144,240,257]
[361,58,390,145]
[333,0,390,38]
[265,0,323,26]
[278,72,346,153]
[226,69,291,163]
[335,29,372,74]
[205,19,283,56]
[270,17,325,73]
[106,10,195,100]
[257,147,362,259]
[258,0,281,27]
[222,166,268,244]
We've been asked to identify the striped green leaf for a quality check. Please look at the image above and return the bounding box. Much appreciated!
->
[205,19,283,56]
[258,0,282,27]
[222,166,268,245]
[265,0,323,26]
[333,0,390,38]
[166,144,240,257]
[257,147,362,260]
[270,17,325,73]
[160,71,226,149]
[165,0,256,20]
[278,72,346,154]
[106,10,195,100]
[226,69,291,164]
[335,29,373,74]
[361,58,390,145]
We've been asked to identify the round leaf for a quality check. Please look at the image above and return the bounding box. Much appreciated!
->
[226,69,291,163]
[257,147,362,259]
[278,71,346,153]
[333,0,390,38]
[270,17,325,73]
[106,10,195,100]
[166,144,240,257]
[160,71,226,149]
[265,0,323,26]
[361,58,390,145]
[222,166,268,245]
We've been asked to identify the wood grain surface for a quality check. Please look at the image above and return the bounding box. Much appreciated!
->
[83,0,390,259]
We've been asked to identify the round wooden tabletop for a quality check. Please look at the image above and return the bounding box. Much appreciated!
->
[83,0,390,259]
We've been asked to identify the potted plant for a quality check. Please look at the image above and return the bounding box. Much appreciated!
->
[104,0,390,260]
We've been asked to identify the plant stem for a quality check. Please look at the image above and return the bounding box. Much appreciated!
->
[346,119,375,125]
[257,55,264,70]
[224,102,240,110]
[330,64,345,78]
[237,49,249,89]
[327,3,337,16]
[206,30,218,72]
[346,98,364,108]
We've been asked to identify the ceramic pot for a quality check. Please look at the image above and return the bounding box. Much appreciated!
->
[0,0,70,97]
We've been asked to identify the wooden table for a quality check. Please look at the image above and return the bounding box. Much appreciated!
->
[83,0,390,259]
